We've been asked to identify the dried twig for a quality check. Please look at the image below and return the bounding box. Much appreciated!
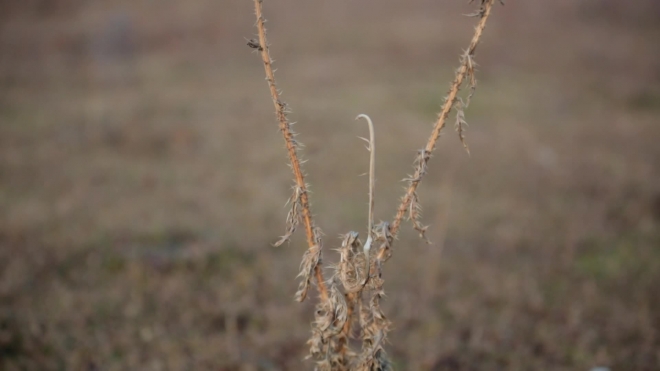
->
[356,114,376,251]
[388,0,497,241]
[356,114,376,286]
[251,0,327,302]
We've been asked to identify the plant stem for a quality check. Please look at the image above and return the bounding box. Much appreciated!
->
[253,0,328,302]
[389,0,496,239]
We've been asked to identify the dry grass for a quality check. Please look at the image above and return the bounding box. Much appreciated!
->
[1,0,660,370]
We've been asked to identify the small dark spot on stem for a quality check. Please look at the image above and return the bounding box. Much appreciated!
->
[246,38,263,51]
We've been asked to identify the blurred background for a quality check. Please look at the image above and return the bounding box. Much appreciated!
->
[1,0,660,370]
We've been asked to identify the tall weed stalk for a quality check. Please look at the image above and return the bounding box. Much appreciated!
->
[248,0,500,368]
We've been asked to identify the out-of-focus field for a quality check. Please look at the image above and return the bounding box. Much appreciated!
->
[1,1,660,370]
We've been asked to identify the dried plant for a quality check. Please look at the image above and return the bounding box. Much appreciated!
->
[249,0,499,368]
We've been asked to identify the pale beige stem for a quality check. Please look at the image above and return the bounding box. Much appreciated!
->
[356,114,376,288]
[356,114,376,245]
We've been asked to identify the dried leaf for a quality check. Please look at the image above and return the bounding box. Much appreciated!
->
[273,186,303,247]
[295,244,321,302]
[455,98,471,155]
[409,191,431,243]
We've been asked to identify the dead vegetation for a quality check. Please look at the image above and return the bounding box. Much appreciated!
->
[250,0,505,368]
[1,0,660,370]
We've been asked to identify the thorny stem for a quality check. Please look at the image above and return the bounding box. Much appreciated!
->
[252,0,328,302]
[388,0,496,240]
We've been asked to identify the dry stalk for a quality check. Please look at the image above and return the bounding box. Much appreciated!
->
[356,114,376,243]
[387,0,498,244]
[356,114,376,288]
[250,0,327,303]
[248,0,499,368]
[314,114,392,369]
